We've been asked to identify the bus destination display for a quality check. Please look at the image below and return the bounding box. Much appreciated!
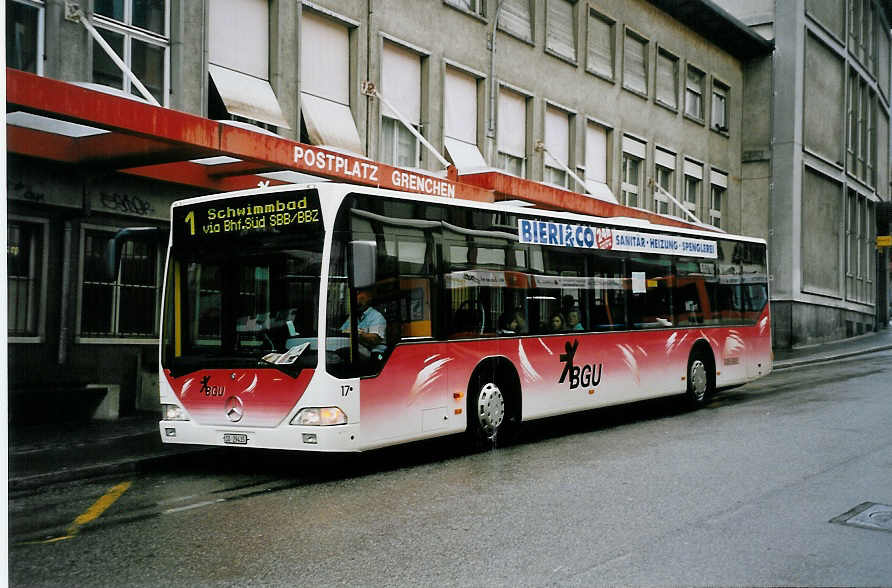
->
[173,189,322,245]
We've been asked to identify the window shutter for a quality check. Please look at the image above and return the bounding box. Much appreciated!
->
[498,87,526,157]
[444,67,478,144]
[656,52,677,107]
[624,33,646,93]
[545,106,570,168]
[585,122,607,183]
[381,41,421,124]
[587,13,612,77]
[547,0,576,61]
[209,0,268,80]
[301,11,350,105]
[499,0,533,41]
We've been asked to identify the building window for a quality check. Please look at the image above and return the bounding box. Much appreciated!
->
[847,67,858,171]
[684,64,705,121]
[623,29,648,96]
[621,136,645,208]
[7,218,46,339]
[654,148,676,216]
[712,80,728,132]
[584,121,610,197]
[546,0,576,63]
[300,9,362,154]
[683,160,703,217]
[498,86,527,177]
[845,190,876,304]
[80,229,160,338]
[586,9,614,80]
[207,0,288,129]
[655,48,678,110]
[381,40,423,167]
[381,117,420,168]
[6,0,44,75]
[445,0,485,17]
[544,104,571,188]
[498,0,533,42]
[92,0,168,105]
[709,170,727,229]
[444,66,486,170]
[621,154,642,208]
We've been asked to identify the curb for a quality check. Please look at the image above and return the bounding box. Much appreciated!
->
[9,446,212,493]
[773,343,892,370]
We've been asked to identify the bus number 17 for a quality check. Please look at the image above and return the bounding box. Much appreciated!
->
[340,385,353,397]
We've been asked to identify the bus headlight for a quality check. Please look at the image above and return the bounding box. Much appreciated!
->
[162,404,189,421]
[291,407,347,426]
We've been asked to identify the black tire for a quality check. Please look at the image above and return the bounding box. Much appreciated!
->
[685,348,714,408]
[467,373,511,450]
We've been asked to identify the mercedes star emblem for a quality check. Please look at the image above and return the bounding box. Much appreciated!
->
[224,396,244,423]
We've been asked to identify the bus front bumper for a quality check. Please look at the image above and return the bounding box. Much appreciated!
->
[159,420,362,452]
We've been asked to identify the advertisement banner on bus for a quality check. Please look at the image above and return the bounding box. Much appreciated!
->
[518,218,717,259]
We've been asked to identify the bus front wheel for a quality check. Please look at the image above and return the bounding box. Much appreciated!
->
[686,348,714,408]
[468,378,507,449]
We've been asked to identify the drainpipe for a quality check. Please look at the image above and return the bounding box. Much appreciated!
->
[58,221,73,365]
[486,0,505,162]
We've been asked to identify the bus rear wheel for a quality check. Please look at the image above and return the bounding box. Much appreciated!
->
[686,349,714,408]
[468,378,508,449]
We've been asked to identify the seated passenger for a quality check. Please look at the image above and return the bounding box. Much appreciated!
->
[566,309,584,331]
[549,312,567,332]
[498,308,528,334]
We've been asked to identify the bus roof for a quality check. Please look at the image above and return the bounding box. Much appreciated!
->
[170,182,766,245]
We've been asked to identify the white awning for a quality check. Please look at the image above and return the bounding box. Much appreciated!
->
[444,137,487,171]
[208,64,290,129]
[301,92,363,155]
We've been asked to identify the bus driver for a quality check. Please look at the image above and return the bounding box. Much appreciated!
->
[341,287,387,360]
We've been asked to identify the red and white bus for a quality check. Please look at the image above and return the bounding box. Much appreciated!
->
[159,183,771,451]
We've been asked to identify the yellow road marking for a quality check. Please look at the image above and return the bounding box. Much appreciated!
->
[29,481,132,544]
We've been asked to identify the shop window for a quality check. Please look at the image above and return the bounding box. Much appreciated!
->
[7,218,46,339]
[91,0,168,105]
[6,0,43,75]
[80,228,160,338]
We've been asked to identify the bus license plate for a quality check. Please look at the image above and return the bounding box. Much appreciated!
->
[223,433,248,445]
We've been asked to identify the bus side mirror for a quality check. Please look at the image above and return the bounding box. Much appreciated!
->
[350,240,377,288]
[104,227,166,281]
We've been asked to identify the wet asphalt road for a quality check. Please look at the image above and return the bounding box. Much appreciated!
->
[8,350,892,586]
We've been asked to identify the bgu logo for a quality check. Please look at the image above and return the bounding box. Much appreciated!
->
[559,340,603,390]
[200,375,225,397]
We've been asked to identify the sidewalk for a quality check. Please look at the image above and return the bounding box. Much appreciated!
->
[8,328,892,491]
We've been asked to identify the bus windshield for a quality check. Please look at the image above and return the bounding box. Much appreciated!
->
[162,189,324,377]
